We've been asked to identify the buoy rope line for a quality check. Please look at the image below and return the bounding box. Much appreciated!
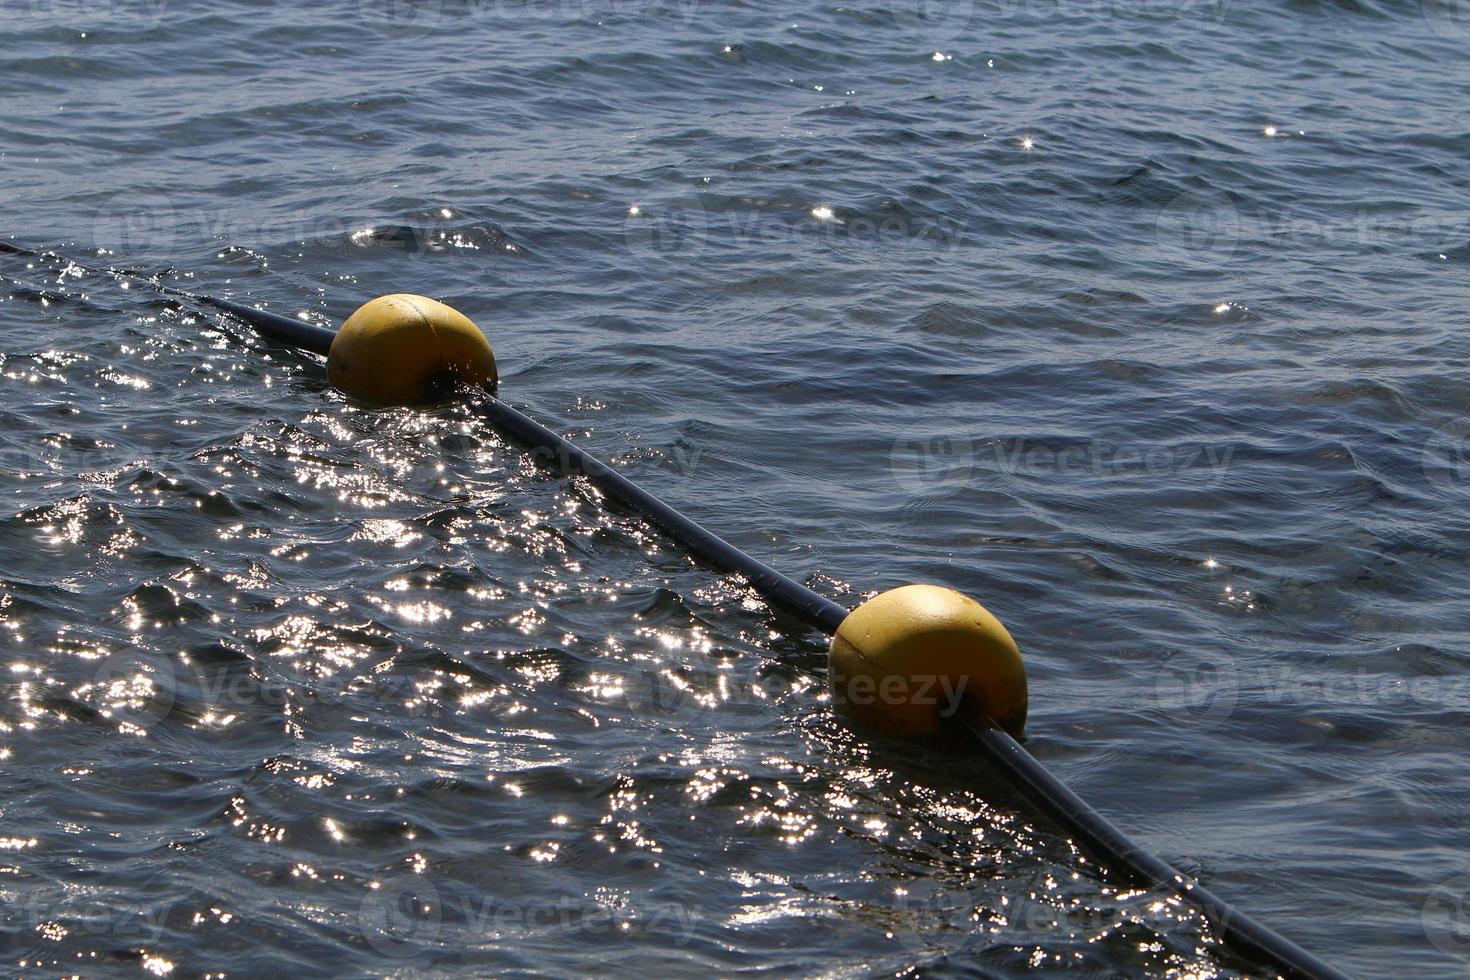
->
[0,238,1349,980]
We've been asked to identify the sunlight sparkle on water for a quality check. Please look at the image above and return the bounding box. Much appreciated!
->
[142,954,175,976]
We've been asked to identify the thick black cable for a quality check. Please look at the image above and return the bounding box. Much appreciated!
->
[0,238,1350,980]
[964,714,1345,979]
[475,397,1348,980]
[476,395,851,631]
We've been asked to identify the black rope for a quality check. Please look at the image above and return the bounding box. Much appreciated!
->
[476,395,851,632]
[0,238,1351,980]
[478,395,1348,980]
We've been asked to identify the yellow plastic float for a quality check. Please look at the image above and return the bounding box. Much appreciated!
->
[327,293,496,404]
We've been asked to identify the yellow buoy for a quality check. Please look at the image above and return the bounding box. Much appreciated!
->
[327,293,496,404]
[829,584,1027,738]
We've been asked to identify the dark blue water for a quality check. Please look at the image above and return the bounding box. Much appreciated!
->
[2,0,1469,975]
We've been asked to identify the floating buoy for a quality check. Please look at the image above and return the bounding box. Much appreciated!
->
[0,238,1349,980]
[829,583,1027,738]
[327,293,496,404]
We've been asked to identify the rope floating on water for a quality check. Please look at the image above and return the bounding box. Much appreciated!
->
[0,238,1350,980]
